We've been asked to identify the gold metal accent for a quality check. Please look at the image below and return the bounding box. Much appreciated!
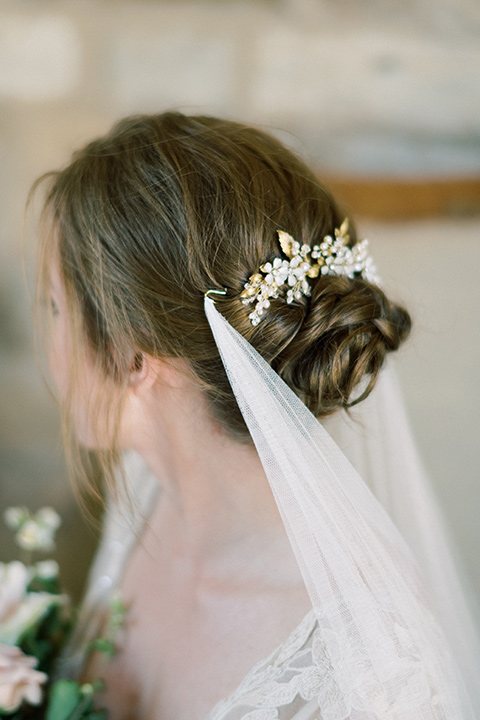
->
[278,230,295,259]
[307,264,320,278]
[335,218,350,243]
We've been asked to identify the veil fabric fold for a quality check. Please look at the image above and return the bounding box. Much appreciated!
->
[322,365,480,707]
[205,295,479,720]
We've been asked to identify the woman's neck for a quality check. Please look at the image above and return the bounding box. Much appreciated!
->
[120,367,300,586]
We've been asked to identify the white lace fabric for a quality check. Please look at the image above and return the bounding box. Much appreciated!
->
[208,610,320,720]
[208,608,448,720]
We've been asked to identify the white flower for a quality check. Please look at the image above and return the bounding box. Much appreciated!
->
[262,258,289,287]
[35,507,61,531]
[5,507,61,553]
[3,508,29,531]
[16,520,55,553]
[0,561,63,646]
[0,562,32,622]
[0,644,47,712]
[34,560,59,580]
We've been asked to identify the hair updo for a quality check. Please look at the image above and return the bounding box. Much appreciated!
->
[36,111,410,466]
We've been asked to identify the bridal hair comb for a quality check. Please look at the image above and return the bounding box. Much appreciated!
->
[240,219,380,326]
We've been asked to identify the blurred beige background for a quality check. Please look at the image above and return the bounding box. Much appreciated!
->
[0,0,479,602]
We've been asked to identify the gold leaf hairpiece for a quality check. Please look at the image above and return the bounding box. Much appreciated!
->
[240,220,379,326]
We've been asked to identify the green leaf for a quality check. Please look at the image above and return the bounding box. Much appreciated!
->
[88,638,116,658]
[19,602,72,674]
[45,680,81,720]
[28,574,62,595]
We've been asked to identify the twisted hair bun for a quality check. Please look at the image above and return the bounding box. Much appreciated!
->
[270,276,411,417]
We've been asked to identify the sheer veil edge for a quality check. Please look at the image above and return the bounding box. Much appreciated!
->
[205,295,480,720]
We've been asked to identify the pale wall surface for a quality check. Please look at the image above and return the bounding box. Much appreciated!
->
[363,218,480,596]
[0,0,479,599]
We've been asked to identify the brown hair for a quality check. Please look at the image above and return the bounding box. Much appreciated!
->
[35,111,410,493]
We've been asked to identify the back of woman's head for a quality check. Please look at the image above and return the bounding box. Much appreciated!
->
[37,111,410,468]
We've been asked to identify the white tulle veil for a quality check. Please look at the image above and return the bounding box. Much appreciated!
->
[204,294,480,720]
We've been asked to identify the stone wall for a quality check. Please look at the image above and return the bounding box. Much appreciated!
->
[0,0,479,599]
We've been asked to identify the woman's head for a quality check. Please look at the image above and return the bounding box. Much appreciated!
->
[35,111,410,487]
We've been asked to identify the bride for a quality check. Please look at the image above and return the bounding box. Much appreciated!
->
[35,111,479,719]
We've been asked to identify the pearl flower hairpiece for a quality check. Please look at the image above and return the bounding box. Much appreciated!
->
[240,219,380,326]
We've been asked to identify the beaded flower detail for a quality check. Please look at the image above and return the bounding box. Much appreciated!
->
[240,219,380,326]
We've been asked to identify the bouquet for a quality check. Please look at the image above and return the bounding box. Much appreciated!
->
[0,508,122,719]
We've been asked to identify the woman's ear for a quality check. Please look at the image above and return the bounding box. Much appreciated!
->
[127,351,161,393]
[127,352,188,393]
